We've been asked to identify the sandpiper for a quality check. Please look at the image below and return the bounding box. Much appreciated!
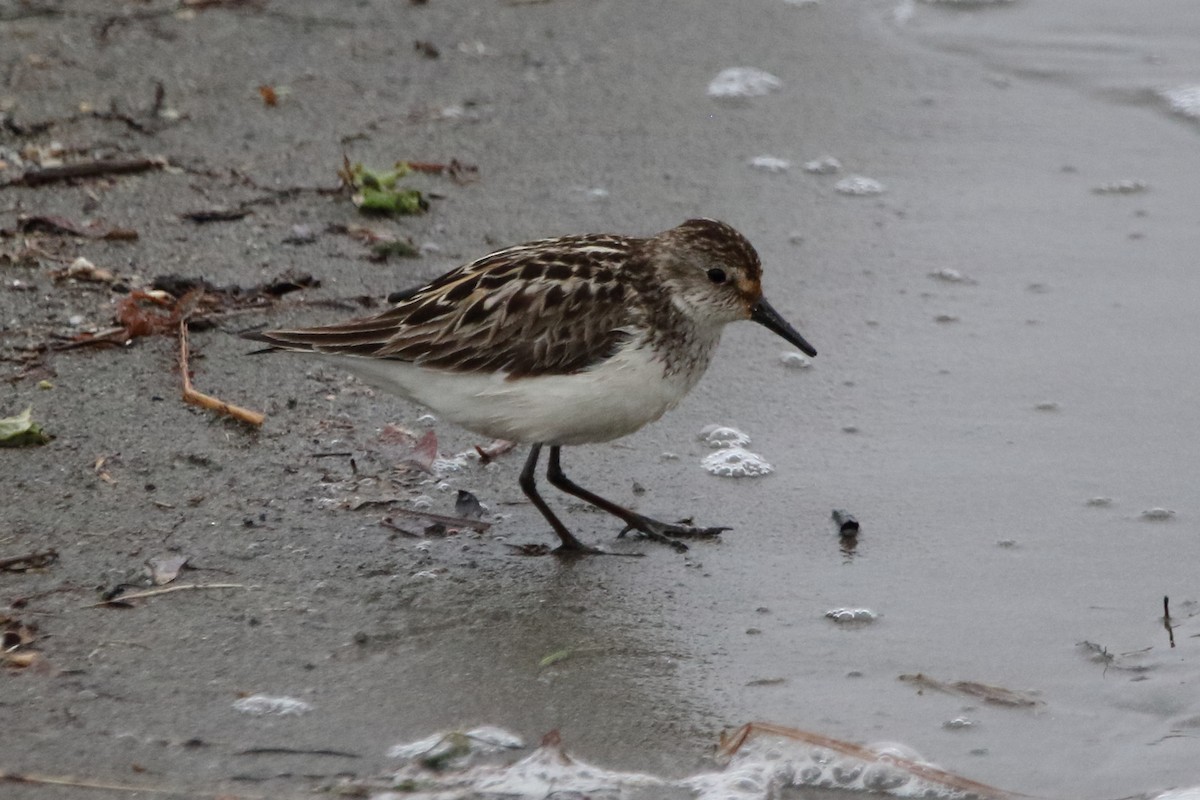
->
[246,218,816,554]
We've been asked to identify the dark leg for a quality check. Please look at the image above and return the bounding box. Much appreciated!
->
[545,446,729,552]
[519,444,605,554]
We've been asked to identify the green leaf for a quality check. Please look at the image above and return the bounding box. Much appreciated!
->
[0,407,52,447]
[354,186,428,215]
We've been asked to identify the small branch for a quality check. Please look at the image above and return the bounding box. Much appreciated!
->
[86,582,245,608]
[7,157,166,187]
[178,320,265,426]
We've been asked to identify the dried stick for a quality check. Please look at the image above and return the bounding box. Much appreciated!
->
[0,770,272,798]
[86,582,245,608]
[178,320,265,426]
[9,157,166,187]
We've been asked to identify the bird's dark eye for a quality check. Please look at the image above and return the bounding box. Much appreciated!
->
[707,268,727,284]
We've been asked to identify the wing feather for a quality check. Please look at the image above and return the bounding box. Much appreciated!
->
[246,234,645,378]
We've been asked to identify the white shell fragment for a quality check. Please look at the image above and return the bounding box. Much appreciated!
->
[702,447,773,478]
[707,67,783,98]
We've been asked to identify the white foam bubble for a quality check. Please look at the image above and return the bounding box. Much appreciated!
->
[929,267,975,284]
[698,424,752,448]
[803,155,842,174]
[835,175,886,195]
[365,724,1014,800]
[1160,85,1200,119]
[232,695,313,716]
[779,351,812,368]
[748,155,790,173]
[388,726,524,760]
[1092,179,1148,195]
[708,67,782,98]
[825,608,878,624]
[702,447,773,478]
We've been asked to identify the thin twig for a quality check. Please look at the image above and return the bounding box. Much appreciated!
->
[178,320,265,426]
[8,157,166,187]
[85,582,245,608]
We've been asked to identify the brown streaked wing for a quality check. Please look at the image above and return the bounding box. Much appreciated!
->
[253,234,645,378]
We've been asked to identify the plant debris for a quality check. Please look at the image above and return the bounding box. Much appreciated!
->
[88,582,245,608]
[400,429,439,473]
[7,214,138,241]
[4,156,167,188]
[327,222,418,260]
[714,722,1014,800]
[0,407,52,446]
[2,615,42,670]
[179,319,265,426]
[538,648,573,668]
[339,157,428,215]
[0,549,59,572]
[257,84,279,106]
[50,256,118,284]
[146,555,190,586]
[179,207,252,223]
[898,673,1042,707]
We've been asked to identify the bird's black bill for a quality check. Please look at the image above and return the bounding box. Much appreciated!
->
[751,298,817,357]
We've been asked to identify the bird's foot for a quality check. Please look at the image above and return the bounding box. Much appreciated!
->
[617,516,731,552]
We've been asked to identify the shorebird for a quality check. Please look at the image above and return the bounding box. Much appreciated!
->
[246,218,816,554]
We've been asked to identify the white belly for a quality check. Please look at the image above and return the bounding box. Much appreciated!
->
[323,335,718,446]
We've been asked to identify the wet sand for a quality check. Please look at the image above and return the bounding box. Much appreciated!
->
[3,1,1200,797]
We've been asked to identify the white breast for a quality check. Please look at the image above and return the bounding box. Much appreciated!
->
[323,329,722,446]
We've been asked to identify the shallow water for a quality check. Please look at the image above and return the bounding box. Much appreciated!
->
[672,2,1200,797]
